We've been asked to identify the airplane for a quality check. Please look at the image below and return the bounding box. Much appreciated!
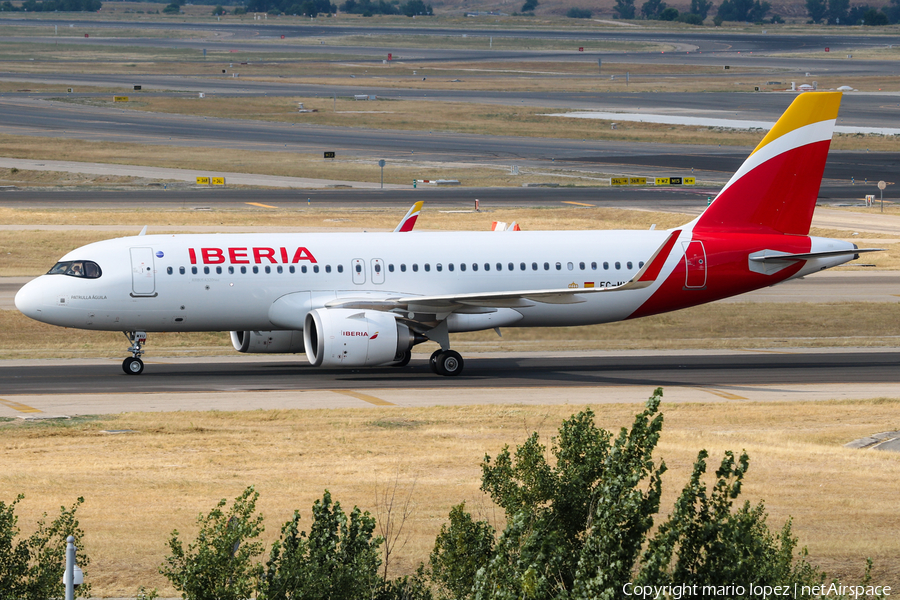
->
[15,92,879,377]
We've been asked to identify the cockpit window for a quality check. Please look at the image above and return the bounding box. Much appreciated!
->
[47,260,102,279]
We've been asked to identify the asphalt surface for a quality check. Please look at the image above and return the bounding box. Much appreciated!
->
[1,351,898,396]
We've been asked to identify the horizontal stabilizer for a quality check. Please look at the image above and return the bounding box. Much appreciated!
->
[749,248,882,262]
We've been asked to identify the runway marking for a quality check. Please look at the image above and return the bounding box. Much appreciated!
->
[330,390,395,406]
[691,387,748,400]
[0,398,42,413]
[562,201,595,207]
[246,202,278,209]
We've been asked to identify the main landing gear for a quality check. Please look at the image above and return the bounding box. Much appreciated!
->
[430,349,464,376]
[122,331,147,375]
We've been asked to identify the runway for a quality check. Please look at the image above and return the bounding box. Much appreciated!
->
[0,349,898,418]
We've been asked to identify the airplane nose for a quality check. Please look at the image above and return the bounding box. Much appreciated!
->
[15,277,44,319]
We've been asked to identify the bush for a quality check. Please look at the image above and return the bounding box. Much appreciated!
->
[0,495,91,600]
[160,487,265,600]
[676,11,704,22]
[566,7,592,17]
[258,490,382,600]
[660,6,679,19]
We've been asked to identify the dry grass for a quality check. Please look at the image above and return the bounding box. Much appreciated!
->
[3,300,900,358]
[1,399,898,595]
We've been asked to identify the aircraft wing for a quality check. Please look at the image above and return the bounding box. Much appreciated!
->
[326,229,682,311]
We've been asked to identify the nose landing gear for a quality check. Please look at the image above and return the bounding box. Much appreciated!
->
[122,331,147,375]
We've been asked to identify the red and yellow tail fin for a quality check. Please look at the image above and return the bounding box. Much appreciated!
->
[694,92,842,236]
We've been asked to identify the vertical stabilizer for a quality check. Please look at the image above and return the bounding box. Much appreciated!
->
[694,92,842,235]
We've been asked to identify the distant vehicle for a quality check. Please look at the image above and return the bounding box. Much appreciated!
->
[16,93,878,377]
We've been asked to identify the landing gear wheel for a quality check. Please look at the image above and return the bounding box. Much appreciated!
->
[435,350,464,377]
[122,356,144,375]
[392,350,412,367]
[429,349,443,374]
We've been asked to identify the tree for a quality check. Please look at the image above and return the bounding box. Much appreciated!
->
[827,0,849,23]
[430,503,494,599]
[806,0,827,21]
[641,0,667,18]
[211,5,227,14]
[636,450,826,589]
[521,0,538,11]
[887,0,900,22]
[399,0,432,16]
[0,495,91,600]
[690,0,713,18]
[160,487,265,600]
[864,7,890,23]
[717,0,770,21]
[614,0,636,18]
[258,490,382,600]
[472,391,667,599]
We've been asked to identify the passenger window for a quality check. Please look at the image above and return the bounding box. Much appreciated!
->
[472,263,478,272]
[265,266,271,274]
[556,263,562,271]
[388,264,395,272]
[216,266,223,274]
[277,265,283,274]
[497,263,503,271]
[301,265,307,274]
[241,266,247,274]
[615,262,621,270]
[484,263,490,271]
[460,263,466,272]
[228,266,235,275]
[374,264,381,273]
[532,262,538,271]
[579,262,585,270]
[520,262,526,271]
[204,266,210,275]
[355,264,362,273]
[603,262,609,270]
[627,262,633,270]
[325,265,331,273]
[253,266,259,274]
[424,263,430,272]
[337,265,344,273]
[639,261,645,268]
[567,262,573,271]
[401,264,407,272]
[313,265,320,273]
[192,267,198,275]
[179,266,185,275]
[167,267,173,275]
[591,262,597,270]
[508,262,514,271]
[436,263,443,272]
[413,264,419,272]
[289,266,295,273]
[448,263,454,272]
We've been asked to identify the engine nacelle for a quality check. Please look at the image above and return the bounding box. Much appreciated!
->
[230,330,305,354]
[304,308,413,367]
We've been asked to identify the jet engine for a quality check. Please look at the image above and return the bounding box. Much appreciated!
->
[304,308,417,367]
[230,330,305,353]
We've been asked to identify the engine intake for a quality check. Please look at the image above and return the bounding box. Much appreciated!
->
[230,330,305,354]
[304,308,415,367]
